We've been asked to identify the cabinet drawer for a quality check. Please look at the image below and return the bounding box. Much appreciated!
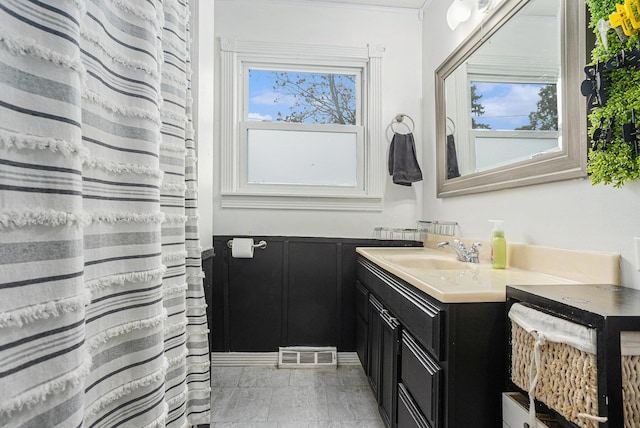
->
[398,383,431,428]
[357,258,442,359]
[355,280,369,321]
[400,331,441,428]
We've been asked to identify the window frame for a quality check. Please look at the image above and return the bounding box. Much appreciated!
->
[219,38,385,211]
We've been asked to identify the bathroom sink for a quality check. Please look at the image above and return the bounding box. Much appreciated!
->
[381,254,476,270]
[356,246,620,303]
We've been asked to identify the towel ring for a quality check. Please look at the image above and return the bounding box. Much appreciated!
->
[446,116,456,134]
[391,113,415,134]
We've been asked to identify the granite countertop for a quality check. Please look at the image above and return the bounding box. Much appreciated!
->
[356,245,620,304]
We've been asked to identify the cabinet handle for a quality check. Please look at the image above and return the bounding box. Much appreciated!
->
[390,317,397,323]
[381,309,389,314]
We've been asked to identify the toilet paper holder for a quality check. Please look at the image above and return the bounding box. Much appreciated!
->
[226,239,268,250]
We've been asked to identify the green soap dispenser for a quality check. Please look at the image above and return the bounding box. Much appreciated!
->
[489,220,506,269]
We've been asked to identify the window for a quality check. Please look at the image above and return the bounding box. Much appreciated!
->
[468,77,560,172]
[220,39,385,210]
[469,81,558,131]
[244,68,361,189]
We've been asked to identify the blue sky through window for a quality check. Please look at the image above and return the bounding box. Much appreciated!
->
[472,81,555,130]
[248,69,357,125]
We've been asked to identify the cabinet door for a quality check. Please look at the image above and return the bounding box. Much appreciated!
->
[379,309,400,428]
[400,330,441,428]
[398,383,430,428]
[367,295,383,399]
[355,281,369,321]
[356,313,368,368]
[355,281,369,368]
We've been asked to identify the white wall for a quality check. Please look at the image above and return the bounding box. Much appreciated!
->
[421,2,640,288]
[193,0,215,249]
[210,0,424,238]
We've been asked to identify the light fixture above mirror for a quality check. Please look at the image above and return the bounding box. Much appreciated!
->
[446,0,473,30]
[447,0,506,30]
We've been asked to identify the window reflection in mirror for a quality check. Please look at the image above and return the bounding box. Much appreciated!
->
[470,82,557,131]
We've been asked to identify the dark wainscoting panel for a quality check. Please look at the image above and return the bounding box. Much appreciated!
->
[207,236,421,352]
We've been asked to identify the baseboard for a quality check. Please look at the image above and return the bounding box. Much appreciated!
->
[210,351,360,367]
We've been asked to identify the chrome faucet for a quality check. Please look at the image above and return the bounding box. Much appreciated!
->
[438,240,482,263]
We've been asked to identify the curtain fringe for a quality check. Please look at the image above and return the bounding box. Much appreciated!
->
[0,290,91,329]
[165,0,190,22]
[0,350,92,419]
[161,109,188,124]
[83,88,162,125]
[163,283,188,297]
[81,28,160,81]
[163,251,188,262]
[161,182,187,193]
[160,143,187,153]
[86,266,167,291]
[186,246,203,254]
[186,328,210,337]
[91,211,165,224]
[167,348,189,368]
[142,402,169,428]
[165,319,188,336]
[0,209,90,230]
[0,210,166,230]
[105,0,162,33]
[166,389,188,409]
[85,357,169,417]
[0,128,89,158]
[0,31,85,74]
[87,309,167,353]
[161,68,187,86]
[163,214,188,224]
[187,303,208,311]
[84,155,164,179]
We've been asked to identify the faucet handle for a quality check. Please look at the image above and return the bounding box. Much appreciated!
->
[454,239,466,250]
[468,242,482,263]
[437,241,450,248]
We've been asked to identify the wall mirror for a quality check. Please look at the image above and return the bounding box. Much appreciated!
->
[435,0,587,197]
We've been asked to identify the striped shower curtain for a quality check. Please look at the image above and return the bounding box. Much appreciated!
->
[0,1,210,427]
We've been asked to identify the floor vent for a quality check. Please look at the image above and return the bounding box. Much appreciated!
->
[278,346,337,369]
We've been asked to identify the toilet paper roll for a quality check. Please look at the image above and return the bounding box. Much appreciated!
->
[232,238,254,258]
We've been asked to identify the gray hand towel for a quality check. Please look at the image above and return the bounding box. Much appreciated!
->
[388,132,423,186]
[446,133,460,179]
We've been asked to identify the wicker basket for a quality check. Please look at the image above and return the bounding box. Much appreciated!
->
[510,318,640,428]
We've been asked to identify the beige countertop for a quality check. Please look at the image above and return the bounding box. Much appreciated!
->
[356,245,620,303]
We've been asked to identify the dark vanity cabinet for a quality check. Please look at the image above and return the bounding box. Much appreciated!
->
[360,290,400,428]
[379,302,400,427]
[357,256,506,428]
[366,294,382,398]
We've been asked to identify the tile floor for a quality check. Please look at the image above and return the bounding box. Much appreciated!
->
[209,365,385,427]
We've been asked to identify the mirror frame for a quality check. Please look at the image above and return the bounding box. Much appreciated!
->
[435,0,587,197]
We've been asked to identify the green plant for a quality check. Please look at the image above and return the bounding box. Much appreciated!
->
[584,1,640,187]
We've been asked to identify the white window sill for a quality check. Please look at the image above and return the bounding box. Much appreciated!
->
[220,193,384,211]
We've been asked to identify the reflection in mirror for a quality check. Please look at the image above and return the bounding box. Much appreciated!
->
[436,0,587,197]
